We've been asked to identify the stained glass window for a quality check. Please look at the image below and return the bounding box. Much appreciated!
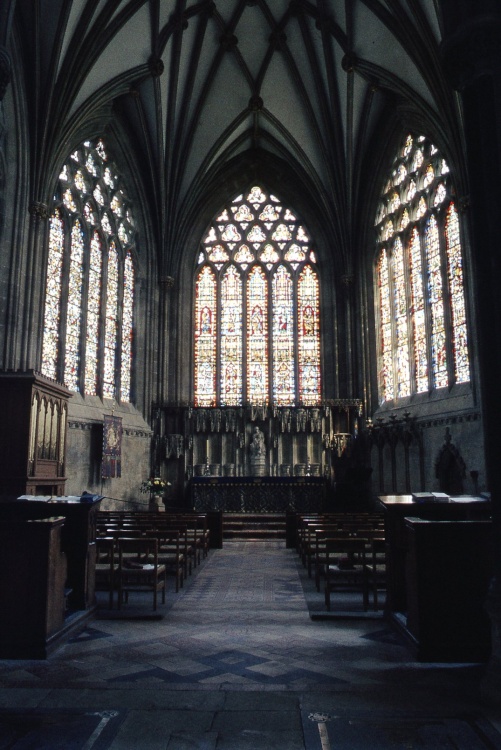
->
[297,265,321,405]
[64,221,85,392]
[41,211,65,381]
[445,203,470,383]
[393,238,411,397]
[194,266,217,407]
[375,133,470,402]
[85,231,102,396]
[272,265,295,406]
[220,266,243,406]
[247,267,269,404]
[121,252,134,402]
[41,139,137,402]
[194,185,321,406]
[103,243,119,399]
[378,249,394,401]
[425,215,448,388]
[410,229,428,392]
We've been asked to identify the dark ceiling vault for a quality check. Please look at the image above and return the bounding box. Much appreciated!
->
[7,1,463,278]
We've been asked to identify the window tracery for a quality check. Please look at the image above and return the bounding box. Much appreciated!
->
[375,134,470,403]
[194,185,322,407]
[41,139,136,402]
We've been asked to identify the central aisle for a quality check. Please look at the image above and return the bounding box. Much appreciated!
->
[0,541,496,749]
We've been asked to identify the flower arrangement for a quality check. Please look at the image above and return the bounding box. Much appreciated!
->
[140,477,170,495]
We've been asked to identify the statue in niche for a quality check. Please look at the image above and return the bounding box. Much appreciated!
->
[435,427,465,495]
[249,426,265,459]
[249,426,266,476]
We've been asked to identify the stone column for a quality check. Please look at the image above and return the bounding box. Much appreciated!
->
[341,274,354,398]
[158,275,174,404]
[440,1,501,704]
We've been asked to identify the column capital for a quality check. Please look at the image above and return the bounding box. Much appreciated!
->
[340,274,354,287]
[160,275,175,291]
[29,201,49,220]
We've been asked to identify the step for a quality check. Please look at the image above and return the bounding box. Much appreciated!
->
[222,513,286,540]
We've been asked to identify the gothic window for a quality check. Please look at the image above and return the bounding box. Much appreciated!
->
[194,185,321,407]
[41,139,136,402]
[375,134,470,403]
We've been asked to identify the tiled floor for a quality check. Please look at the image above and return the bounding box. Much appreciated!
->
[0,541,500,749]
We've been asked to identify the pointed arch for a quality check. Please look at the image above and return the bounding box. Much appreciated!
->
[41,138,137,402]
[374,134,470,402]
[194,185,322,406]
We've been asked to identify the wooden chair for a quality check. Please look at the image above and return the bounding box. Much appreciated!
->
[313,525,346,591]
[161,521,195,578]
[95,536,118,609]
[148,530,184,592]
[118,537,166,611]
[324,537,369,611]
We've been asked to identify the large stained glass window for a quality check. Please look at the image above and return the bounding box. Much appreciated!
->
[41,139,136,402]
[375,133,470,403]
[194,185,322,407]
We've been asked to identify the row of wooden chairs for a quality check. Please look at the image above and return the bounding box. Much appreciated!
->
[94,512,210,609]
[293,512,387,611]
[95,536,166,611]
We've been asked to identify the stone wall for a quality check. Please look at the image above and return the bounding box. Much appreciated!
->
[66,393,152,511]
[368,387,486,498]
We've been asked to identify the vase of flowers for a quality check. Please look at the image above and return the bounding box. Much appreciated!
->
[140,477,170,511]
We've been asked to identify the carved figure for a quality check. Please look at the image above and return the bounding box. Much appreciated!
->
[249,426,265,459]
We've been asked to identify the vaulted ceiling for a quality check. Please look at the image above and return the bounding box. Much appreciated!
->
[11,0,461,272]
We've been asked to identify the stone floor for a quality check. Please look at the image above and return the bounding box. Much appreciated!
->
[0,541,500,749]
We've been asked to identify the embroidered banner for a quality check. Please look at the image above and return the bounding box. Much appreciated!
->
[102,415,122,478]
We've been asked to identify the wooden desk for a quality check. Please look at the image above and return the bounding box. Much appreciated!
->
[378,495,492,614]
[404,517,493,661]
[0,496,102,611]
[0,517,67,658]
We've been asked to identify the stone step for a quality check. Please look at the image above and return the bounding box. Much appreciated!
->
[224,528,285,538]
[222,513,286,540]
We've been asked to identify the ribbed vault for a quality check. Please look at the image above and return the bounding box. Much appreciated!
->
[11,0,462,281]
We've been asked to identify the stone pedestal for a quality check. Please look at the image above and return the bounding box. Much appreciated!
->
[250,458,266,476]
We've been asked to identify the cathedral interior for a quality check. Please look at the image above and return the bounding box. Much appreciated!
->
[1,0,501,746]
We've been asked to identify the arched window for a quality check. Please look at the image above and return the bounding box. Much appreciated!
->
[194,185,321,407]
[41,139,136,402]
[375,134,470,403]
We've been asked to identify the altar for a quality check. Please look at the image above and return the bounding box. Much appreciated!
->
[151,401,364,503]
[190,476,327,513]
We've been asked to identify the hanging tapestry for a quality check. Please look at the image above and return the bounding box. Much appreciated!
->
[102,415,122,478]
